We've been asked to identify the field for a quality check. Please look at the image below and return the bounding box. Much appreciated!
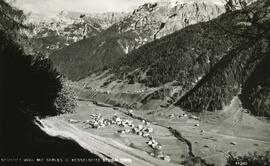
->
[41,96,270,166]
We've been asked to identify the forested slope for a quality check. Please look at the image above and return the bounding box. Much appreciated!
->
[110,0,270,116]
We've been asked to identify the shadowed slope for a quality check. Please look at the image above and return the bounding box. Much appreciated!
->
[0,30,122,166]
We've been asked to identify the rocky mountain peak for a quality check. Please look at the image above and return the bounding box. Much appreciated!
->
[124,0,226,42]
[133,2,158,14]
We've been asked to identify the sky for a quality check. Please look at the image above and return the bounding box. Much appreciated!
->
[8,0,160,16]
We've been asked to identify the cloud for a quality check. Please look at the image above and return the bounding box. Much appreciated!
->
[10,0,159,16]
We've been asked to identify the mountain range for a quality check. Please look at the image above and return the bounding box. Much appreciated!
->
[27,11,127,55]
[3,0,269,117]
[76,0,270,116]
[50,0,228,80]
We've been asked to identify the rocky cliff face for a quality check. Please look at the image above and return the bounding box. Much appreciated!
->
[130,1,225,40]
[51,0,227,80]
[27,11,127,55]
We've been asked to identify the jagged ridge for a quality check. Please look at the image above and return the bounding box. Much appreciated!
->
[28,11,127,55]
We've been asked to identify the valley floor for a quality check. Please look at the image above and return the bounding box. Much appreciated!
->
[39,98,270,166]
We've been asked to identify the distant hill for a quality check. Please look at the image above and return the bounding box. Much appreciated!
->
[50,0,227,80]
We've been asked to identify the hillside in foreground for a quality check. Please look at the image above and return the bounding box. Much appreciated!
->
[175,0,270,116]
